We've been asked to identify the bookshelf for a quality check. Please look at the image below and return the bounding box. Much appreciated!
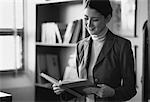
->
[35,0,83,89]
[36,0,83,42]
[36,43,76,83]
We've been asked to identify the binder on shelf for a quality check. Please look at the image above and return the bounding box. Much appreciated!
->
[40,73,94,97]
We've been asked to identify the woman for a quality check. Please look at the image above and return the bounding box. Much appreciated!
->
[52,0,137,101]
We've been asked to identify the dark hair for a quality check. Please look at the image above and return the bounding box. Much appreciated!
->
[84,0,113,18]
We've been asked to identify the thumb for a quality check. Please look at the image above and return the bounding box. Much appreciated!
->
[97,84,104,88]
[58,80,62,86]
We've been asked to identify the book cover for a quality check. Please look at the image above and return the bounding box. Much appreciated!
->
[40,73,94,97]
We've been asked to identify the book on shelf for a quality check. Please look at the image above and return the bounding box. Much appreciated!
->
[63,53,78,80]
[41,22,62,44]
[55,23,63,43]
[37,54,60,83]
[46,54,60,80]
[63,19,82,43]
[70,19,82,43]
[57,23,67,41]
[37,54,47,83]
[63,20,76,43]
[40,73,94,97]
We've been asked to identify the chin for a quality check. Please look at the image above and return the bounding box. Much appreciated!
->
[88,31,96,35]
[89,32,97,35]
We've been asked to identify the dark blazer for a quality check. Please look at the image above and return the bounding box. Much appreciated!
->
[61,30,137,102]
[76,30,137,101]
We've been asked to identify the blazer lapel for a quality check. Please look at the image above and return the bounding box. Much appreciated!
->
[95,30,116,65]
[83,37,92,69]
[78,37,92,78]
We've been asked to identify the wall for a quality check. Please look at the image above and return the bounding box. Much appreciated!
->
[131,0,148,101]
[24,0,36,74]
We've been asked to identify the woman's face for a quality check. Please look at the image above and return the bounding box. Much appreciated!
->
[84,7,107,36]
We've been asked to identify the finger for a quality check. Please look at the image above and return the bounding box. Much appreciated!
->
[52,84,59,88]
[97,84,105,88]
[58,80,62,85]
[99,93,103,98]
[84,87,97,95]
[96,90,103,98]
[83,88,91,93]
[53,86,61,89]
[83,87,94,94]
[54,90,62,95]
[90,87,98,94]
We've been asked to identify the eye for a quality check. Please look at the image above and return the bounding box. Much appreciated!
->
[92,18,99,22]
[84,17,88,21]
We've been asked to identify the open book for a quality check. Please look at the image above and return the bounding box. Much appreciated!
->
[40,73,94,97]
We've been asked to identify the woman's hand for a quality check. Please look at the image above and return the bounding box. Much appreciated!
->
[95,84,115,98]
[83,84,115,98]
[83,87,97,95]
[52,81,65,95]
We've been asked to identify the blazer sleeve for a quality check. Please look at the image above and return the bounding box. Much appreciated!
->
[112,40,137,101]
[60,91,77,101]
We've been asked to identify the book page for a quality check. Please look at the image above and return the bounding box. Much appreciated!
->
[62,78,87,84]
[61,79,93,88]
[40,73,59,86]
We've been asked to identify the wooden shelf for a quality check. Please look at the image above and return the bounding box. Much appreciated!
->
[35,0,82,5]
[36,42,77,47]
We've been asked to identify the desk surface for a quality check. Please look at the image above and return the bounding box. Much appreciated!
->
[0,91,12,102]
[0,91,11,97]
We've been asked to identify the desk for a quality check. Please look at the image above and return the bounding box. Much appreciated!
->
[35,84,60,102]
[1,85,60,102]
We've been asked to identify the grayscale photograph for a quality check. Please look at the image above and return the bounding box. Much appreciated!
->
[0,0,149,102]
